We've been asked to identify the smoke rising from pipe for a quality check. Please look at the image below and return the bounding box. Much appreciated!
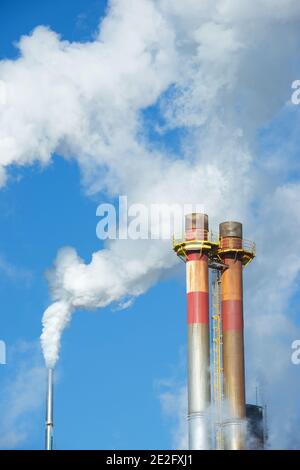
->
[1,0,300,447]
[41,301,72,369]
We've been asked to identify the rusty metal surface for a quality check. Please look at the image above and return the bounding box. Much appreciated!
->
[222,329,246,450]
[222,331,246,418]
[219,226,246,450]
[220,237,243,250]
[221,258,243,301]
[185,213,209,241]
[185,228,208,241]
[185,213,209,231]
[219,221,243,239]
[186,258,209,293]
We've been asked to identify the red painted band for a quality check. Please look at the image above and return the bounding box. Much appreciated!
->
[187,291,209,324]
[222,300,243,331]
[187,253,208,262]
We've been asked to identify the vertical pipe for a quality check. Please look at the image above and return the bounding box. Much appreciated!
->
[185,213,211,450]
[45,368,54,451]
[219,222,246,450]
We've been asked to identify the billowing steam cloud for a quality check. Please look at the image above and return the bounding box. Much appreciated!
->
[2,0,300,448]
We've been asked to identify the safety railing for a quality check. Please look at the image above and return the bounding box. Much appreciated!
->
[173,231,256,267]
[173,230,219,249]
[242,238,256,257]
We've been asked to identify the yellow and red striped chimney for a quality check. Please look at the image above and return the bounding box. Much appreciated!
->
[185,213,211,450]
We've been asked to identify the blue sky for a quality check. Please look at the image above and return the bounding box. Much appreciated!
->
[1,0,300,451]
[0,155,187,448]
[0,0,188,450]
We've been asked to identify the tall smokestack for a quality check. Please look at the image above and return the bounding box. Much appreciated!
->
[45,368,54,451]
[183,213,211,449]
[219,221,246,450]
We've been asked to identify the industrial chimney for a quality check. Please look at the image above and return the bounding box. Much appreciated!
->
[45,368,54,451]
[174,213,213,449]
[174,214,256,450]
[218,221,246,450]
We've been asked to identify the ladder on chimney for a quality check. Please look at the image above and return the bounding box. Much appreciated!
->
[212,270,224,450]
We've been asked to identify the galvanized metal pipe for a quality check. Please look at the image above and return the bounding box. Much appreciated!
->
[45,368,54,451]
[185,214,211,450]
[219,222,246,450]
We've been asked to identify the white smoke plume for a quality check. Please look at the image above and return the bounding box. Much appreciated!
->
[41,300,72,369]
[1,0,300,447]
